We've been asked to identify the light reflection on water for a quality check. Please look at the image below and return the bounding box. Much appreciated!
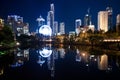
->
[0,44,120,79]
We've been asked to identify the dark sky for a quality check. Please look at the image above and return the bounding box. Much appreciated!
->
[0,0,120,33]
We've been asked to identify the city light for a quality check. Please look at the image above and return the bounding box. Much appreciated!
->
[39,25,52,36]
[39,47,52,58]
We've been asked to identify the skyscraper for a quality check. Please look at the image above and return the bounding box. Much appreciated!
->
[84,8,91,26]
[60,22,65,35]
[106,7,113,31]
[7,15,24,36]
[116,14,120,34]
[106,7,113,30]
[75,19,81,35]
[47,3,55,36]
[54,21,58,35]
[75,19,82,28]
[98,11,108,32]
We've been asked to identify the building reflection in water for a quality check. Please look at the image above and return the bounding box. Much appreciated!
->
[75,48,109,71]
[37,44,66,78]
[58,48,65,59]
[10,48,29,67]
[0,67,4,75]
[1,45,119,79]
[37,44,55,77]
[98,54,108,70]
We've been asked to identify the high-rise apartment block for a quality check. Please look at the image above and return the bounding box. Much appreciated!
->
[75,19,81,35]
[106,7,113,30]
[54,21,58,35]
[98,11,108,32]
[7,15,29,36]
[60,22,65,35]
[47,3,55,36]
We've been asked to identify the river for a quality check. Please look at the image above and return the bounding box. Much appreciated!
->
[0,44,120,80]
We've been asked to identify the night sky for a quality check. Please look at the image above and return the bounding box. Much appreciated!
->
[0,0,120,33]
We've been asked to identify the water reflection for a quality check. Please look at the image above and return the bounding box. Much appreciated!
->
[98,54,108,70]
[0,44,120,79]
[10,48,29,67]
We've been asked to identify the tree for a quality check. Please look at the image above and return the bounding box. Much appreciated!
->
[0,25,14,44]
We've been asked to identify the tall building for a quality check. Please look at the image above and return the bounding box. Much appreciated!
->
[7,15,29,36]
[54,21,58,35]
[60,22,65,35]
[75,19,82,28]
[98,11,108,32]
[47,11,51,26]
[75,19,81,35]
[23,23,29,35]
[7,15,24,35]
[116,14,120,34]
[84,8,91,26]
[106,7,113,31]
[47,3,55,36]
[50,3,54,13]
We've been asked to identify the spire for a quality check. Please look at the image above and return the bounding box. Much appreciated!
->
[87,8,90,15]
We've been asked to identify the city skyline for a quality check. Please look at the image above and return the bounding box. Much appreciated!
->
[0,0,120,33]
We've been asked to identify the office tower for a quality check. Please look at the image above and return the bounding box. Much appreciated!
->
[75,19,81,35]
[98,11,108,32]
[84,8,91,26]
[7,15,24,36]
[23,23,29,35]
[106,7,113,31]
[50,3,54,13]
[0,18,4,30]
[47,3,55,36]
[54,21,58,35]
[75,19,82,28]
[7,15,29,36]
[60,22,65,35]
[50,3,55,36]
[116,14,120,34]
[47,12,51,26]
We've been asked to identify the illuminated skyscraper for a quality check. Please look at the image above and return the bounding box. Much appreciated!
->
[98,11,108,32]
[60,22,65,35]
[106,7,113,31]
[54,21,58,35]
[47,3,55,36]
[75,19,81,35]
[7,15,29,36]
[75,19,82,28]
[50,3,54,13]
[116,14,120,34]
[7,15,24,36]
[84,8,91,26]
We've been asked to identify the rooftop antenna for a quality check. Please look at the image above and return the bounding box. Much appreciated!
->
[87,8,90,15]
